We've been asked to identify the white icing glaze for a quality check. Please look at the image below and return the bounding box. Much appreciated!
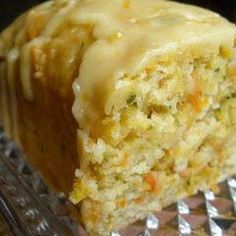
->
[16,0,236,110]
[18,0,75,100]
[1,0,236,136]
[20,40,36,101]
[69,0,236,134]
[7,48,20,144]
[20,38,48,101]
[43,0,76,36]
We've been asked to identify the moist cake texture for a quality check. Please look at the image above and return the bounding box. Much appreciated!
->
[0,0,236,235]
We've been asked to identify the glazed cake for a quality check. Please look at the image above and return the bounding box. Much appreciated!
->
[1,0,236,235]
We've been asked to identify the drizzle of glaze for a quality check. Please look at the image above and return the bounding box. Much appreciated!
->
[17,0,76,101]
[20,38,49,101]
[7,48,20,144]
[1,0,236,138]
[43,0,76,36]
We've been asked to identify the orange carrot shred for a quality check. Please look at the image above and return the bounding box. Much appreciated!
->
[188,72,203,112]
[189,93,202,112]
[179,169,189,178]
[144,173,157,192]
[134,197,144,204]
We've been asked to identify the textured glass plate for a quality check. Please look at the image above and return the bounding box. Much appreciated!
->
[0,127,236,236]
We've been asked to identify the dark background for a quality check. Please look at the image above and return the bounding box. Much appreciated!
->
[0,0,235,31]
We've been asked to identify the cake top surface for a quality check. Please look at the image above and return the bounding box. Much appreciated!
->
[67,0,236,130]
[0,0,236,132]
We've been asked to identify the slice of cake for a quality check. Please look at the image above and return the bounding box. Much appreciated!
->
[1,0,236,235]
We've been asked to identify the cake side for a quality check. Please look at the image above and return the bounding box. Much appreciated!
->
[0,1,85,192]
[0,0,109,193]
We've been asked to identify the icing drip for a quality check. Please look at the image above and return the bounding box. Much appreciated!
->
[43,0,76,36]
[19,0,76,101]
[20,38,48,101]
[7,48,20,144]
